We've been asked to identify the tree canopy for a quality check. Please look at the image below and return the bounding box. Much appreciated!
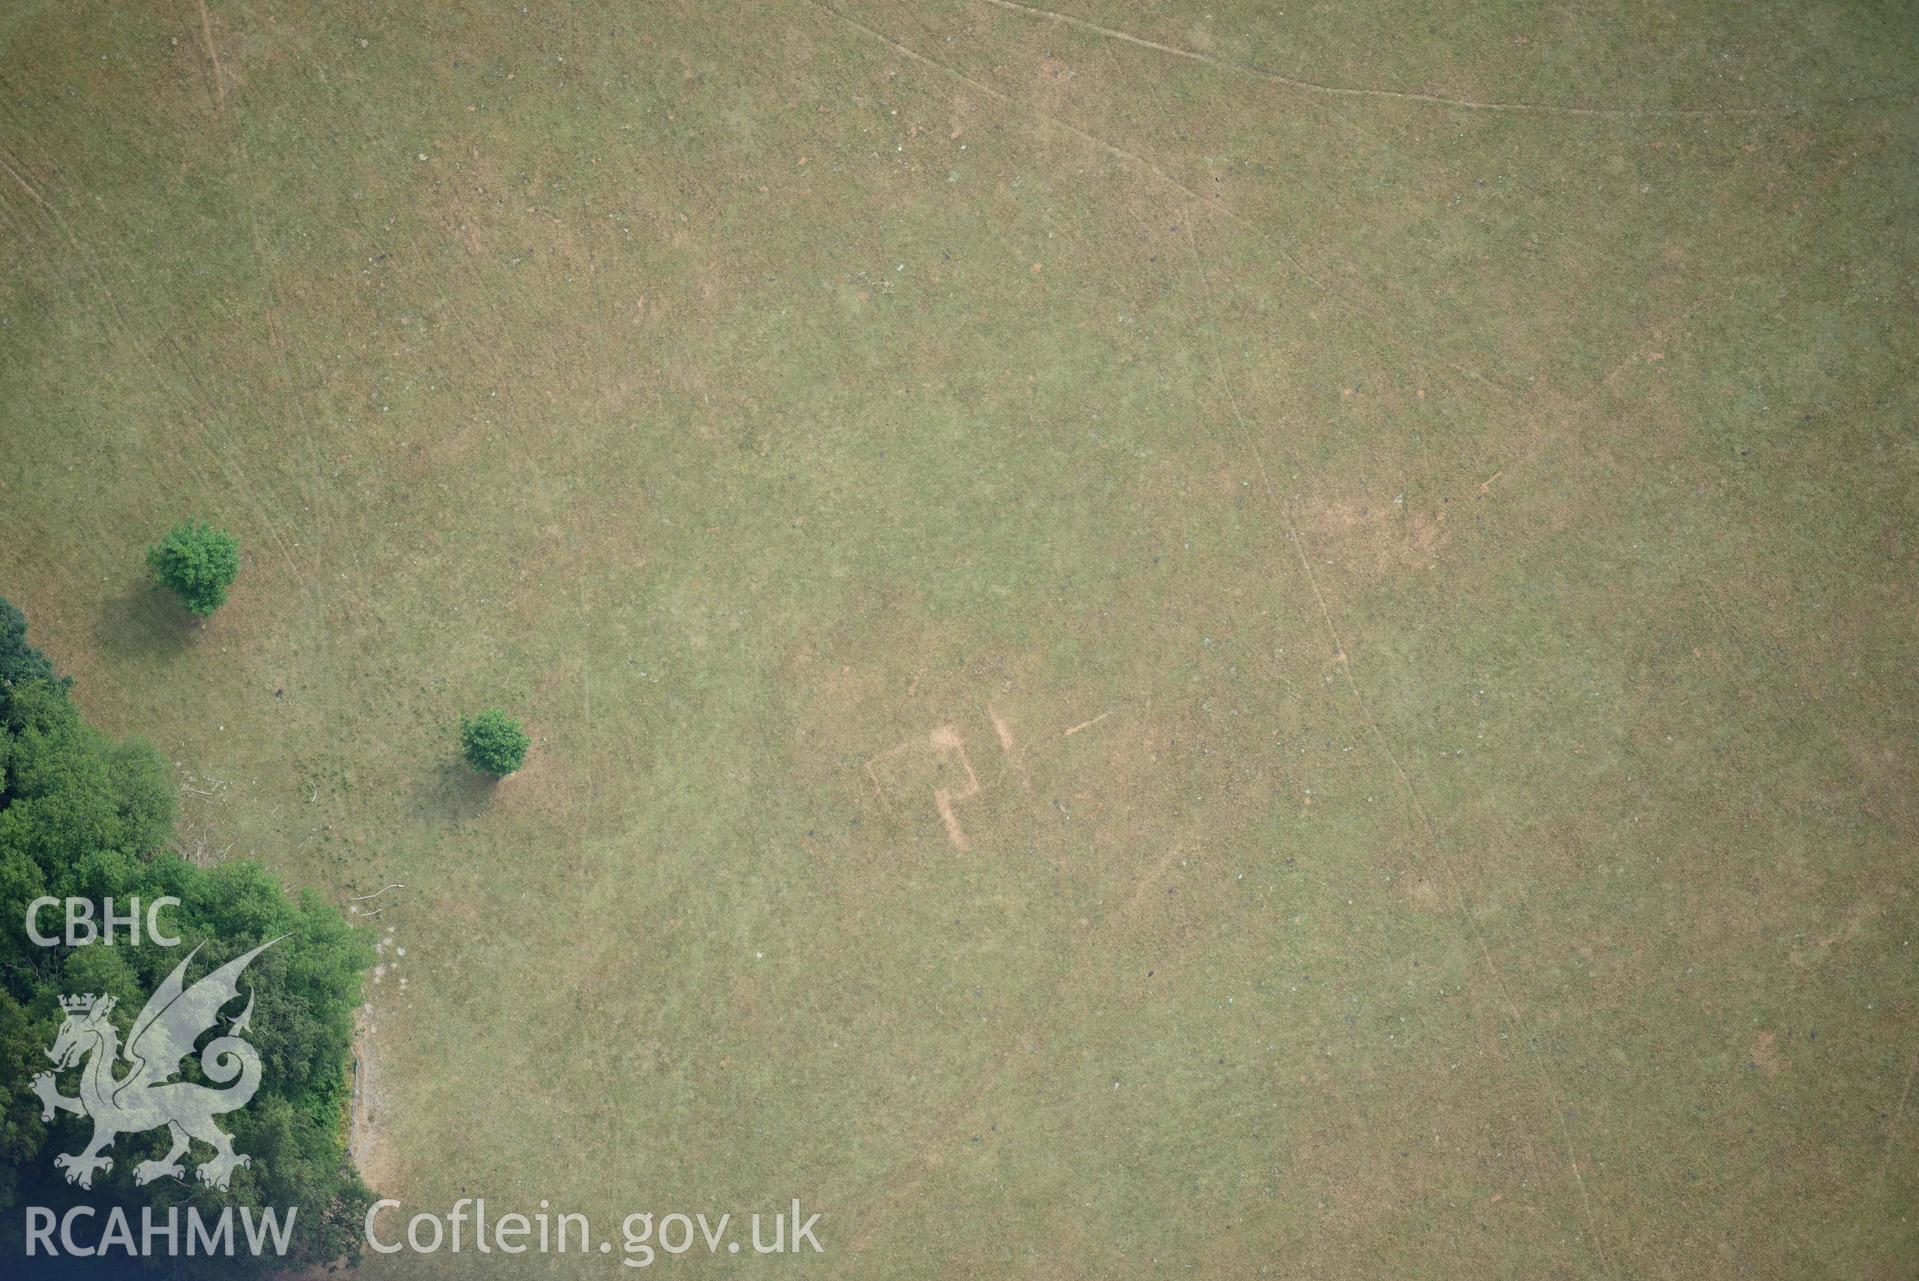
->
[146,522,241,618]
[460,709,529,778]
[0,622,373,1273]
[0,596,63,690]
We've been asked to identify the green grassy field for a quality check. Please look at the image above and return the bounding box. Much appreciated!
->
[3,0,1916,1275]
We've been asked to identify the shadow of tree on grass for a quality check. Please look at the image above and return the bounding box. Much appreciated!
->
[92,577,201,660]
[413,757,498,826]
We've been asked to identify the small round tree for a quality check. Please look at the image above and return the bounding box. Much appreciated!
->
[460,708,529,778]
[146,520,241,617]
